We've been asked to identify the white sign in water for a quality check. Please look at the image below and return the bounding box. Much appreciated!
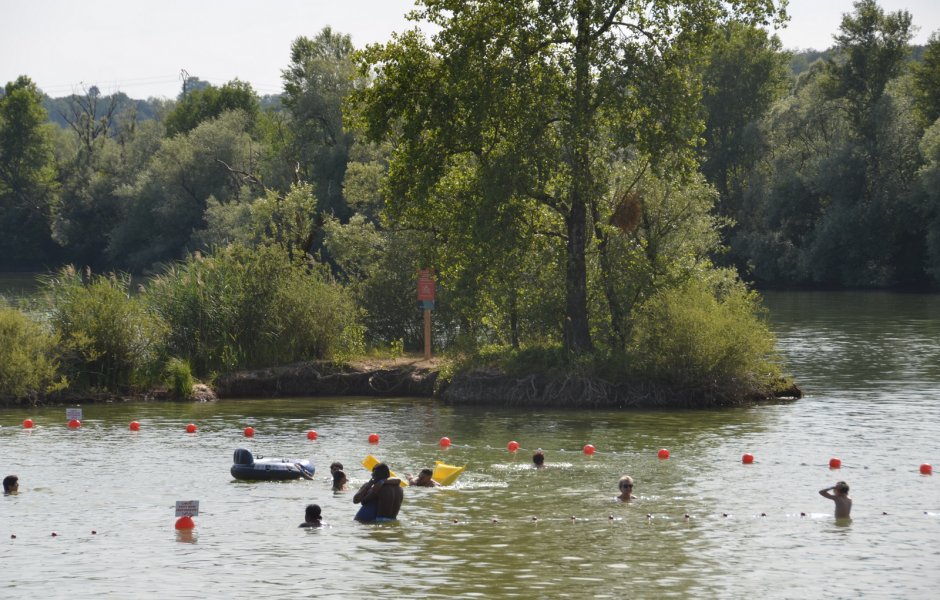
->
[175,500,200,517]
[66,407,83,421]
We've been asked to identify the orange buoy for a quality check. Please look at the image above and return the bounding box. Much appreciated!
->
[23,419,33,429]
[175,516,195,530]
[742,453,754,464]
[368,433,380,444]
[244,426,254,437]
[307,430,318,440]
[129,421,140,431]
[920,463,933,475]
[658,448,670,460]
[507,440,520,453]
[440,436,452,449]
[68,419,81,429]
[186,423,197,434]
[583,444,596,456]
[829,457,842,469]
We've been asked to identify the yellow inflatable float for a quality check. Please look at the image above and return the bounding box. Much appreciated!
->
[361,455,466,486]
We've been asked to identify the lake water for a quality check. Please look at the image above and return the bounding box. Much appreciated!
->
[1,291,938,598]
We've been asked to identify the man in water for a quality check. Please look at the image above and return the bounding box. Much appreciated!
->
[407,468,440,487]
[617,475,636,501]
[353,463,403,522]
[3,475,18,495]
[819,481,852,519]
[299,504,323,527]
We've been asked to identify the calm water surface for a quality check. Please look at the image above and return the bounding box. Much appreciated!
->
[1,291,938,598]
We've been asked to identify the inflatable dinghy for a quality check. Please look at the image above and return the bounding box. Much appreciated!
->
[231,448,315,481]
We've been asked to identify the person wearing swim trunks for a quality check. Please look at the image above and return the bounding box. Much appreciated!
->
[353,463,403,522]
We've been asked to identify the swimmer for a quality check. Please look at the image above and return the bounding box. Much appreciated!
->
[3,475,18,495]
[332,469,348,491]
[353,463,403,522]
[330,461,344,474]
[533,450,546,469]
[299,503,323,527]
[406,468,440,488]
[617,475,636,501]
[819,481,852,519]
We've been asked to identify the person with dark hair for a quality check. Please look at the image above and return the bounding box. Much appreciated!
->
[353,463,403,522]
[407,468,440,488]
[3,475,18,494]
[332,469,348,491]
[819,481,852,519]
[532,450,546,469]
[299,504,323,527]
[329,461,344,474]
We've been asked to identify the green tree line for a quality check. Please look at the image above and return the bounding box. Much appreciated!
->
[7,0,935,403]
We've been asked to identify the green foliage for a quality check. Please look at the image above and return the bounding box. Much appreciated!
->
[146,244,362,376]
[628,275,781,388]
[165,79,260,137]
[41,266,166,391]
[163,357,194,398]
[0,75,60,268]
[0,304,65,400]
[912,32,940,126]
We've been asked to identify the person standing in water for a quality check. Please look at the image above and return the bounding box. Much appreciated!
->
[353,463,403,522]
[617,476,636,501]
[819,481,852,519]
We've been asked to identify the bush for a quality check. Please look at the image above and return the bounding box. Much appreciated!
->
[0,305,65,400]
[41,267,166,391]
[146,244,363,376]
[164,357,195,398]
[628,274,782,388]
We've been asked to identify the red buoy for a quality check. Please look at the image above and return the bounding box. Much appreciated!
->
[23,419,34,429]
[829,457,842,469]
[507,440,520,453]
[658,448,670,460]
[68,419,81,429]
[368,433,380,444]
[244,426,254,437]
[175,516,195,530]
[186,423,197,434]
[129,421,140,431]
[307,430,318,440]
[742,453,754,464]
[440,436,452,449]
[583,444,596,456]
[921,463,933,475]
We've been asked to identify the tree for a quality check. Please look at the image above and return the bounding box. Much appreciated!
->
[353,0,786,353]
[165,79,260,136]
[912,32,940,127]
[0,76,60,268]
[282,27,359,217]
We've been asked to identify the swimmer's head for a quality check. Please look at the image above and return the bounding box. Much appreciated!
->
[618,475,634,491]
[415,469,434,484]
[372,463,391,480]
[305,504,321,521]
[533,450,545,466]
[2,475,17,493]
[834,481,849,495]
[332,470,347,488]
[329,461,344,473]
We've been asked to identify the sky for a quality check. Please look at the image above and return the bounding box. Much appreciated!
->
[2,0,939,100]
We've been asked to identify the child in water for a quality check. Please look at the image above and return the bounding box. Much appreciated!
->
[819,481,852,519]
[332,469,348,491]
[299,504,323,527]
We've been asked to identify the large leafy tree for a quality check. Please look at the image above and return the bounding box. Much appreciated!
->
[0,76,60,268]
[165,79,260,137]
[354,0,786,353]
[912,32,940,127]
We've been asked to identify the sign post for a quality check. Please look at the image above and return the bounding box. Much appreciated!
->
[417,269,436,360]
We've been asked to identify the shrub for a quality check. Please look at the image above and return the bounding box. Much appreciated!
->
[164,357,195,398]
[628,274,782,388]
[41,267,166,391]
[0,305,65,400]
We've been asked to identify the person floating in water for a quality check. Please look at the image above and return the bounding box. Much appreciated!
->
[407,468,440,487]
[332,469,348,491]
[3,475,18,495]
[533,450,546,469]
[353,463,403,522]
[819,481,852,519]
[299,504,323,527]
[617,475,636,501]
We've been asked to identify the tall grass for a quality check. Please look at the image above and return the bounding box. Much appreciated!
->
[0,304,65,400]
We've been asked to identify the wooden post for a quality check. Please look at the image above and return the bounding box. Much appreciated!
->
[423,308,431,359]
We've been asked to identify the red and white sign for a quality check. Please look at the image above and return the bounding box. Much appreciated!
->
[417,269,435,301]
